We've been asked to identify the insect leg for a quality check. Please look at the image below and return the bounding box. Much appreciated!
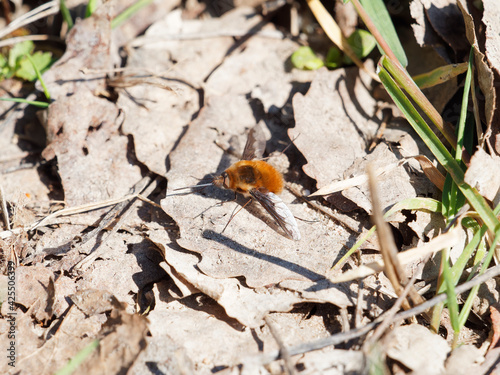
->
[221,198,253,234]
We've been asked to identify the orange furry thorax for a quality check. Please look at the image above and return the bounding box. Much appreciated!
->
[224,160,284,194]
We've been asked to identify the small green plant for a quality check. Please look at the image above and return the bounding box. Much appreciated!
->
[0,41,54,82]
[290,46,325,70]
[326,29,376,68]
[291,28,376,70]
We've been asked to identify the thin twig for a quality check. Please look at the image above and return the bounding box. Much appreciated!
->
[0,1,59,40]
[367,164,424,308]
[0,183,10,230]
[241,263,500,367]
[362,267,420,349]
[355,279,364,328]
[264,316,296,375]
[128,29,285,47]
[286,183,369,237]
[73,175,161,272]
[0,34,63,48]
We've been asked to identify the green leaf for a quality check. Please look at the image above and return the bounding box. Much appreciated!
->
[325,47,343,69]
[291,46,324,70]
[325,30,376,69]
[344,29,376,62]
[0,54,7,68]
[8,41,34,69]
[16,51,53,81]
[359,0,407,67]
[413,63,468,89]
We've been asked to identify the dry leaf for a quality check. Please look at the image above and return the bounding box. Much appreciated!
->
[12,265,55,322]
[289,67,378,189]
[489,303,500,351]
[444,344,483,374]
[75,308,149,375]
[341,143,416,215]
[385,324,450,374]
[411,0,469,61]
[458,0,500,154]
[464,147,500,206]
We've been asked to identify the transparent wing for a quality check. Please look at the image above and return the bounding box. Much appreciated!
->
[242,124,266,160]
[250,189,301,241]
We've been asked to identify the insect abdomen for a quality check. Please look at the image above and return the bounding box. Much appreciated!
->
[226,160,283,194]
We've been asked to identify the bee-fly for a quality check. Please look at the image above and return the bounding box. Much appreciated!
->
[176,124,301,241]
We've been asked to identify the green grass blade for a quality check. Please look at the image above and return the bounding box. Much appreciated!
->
[332,198,442,270]
[85,0,99,17]
[358,0,407,67]
[26,54,51,101]
[441,248,460,335]
[60,0,74,29]
[378,60,500,234]
[378,63,457,171]
[455,49,474,162]
[381,56,458,151]
[458,229,500,327]
[54,339,99,375]
[413,63,468,89]
[439,203,500,292]
[0,97,49,108]
[111,0,154,29]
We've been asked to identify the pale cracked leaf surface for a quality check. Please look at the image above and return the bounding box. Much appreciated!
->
[161,94,351,289]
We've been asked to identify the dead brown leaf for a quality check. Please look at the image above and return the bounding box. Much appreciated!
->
[444,344,483,374]
[10,265,55,322]
[385,324,450,374]
[149,229,355,327]
[290,67,379,190]
[464,146,500,206]
[411,0,469,61]
[75,307,149,375]
[489,303,500,351]
[458,0,500,154]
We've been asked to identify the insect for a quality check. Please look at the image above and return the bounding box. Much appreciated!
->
[177,125,301,240]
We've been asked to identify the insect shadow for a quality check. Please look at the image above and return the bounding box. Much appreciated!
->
[202,229,323,282]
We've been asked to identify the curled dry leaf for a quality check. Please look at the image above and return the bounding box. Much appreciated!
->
[413,155,446,191]
[464,147,500,206]
[149,227,355,327]
[490,303,500,351]
[458,0,500,154]
[385,324,450,375]
[410,0,469,62]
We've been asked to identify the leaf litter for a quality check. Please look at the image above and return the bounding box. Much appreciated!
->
[1,0,500,374]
